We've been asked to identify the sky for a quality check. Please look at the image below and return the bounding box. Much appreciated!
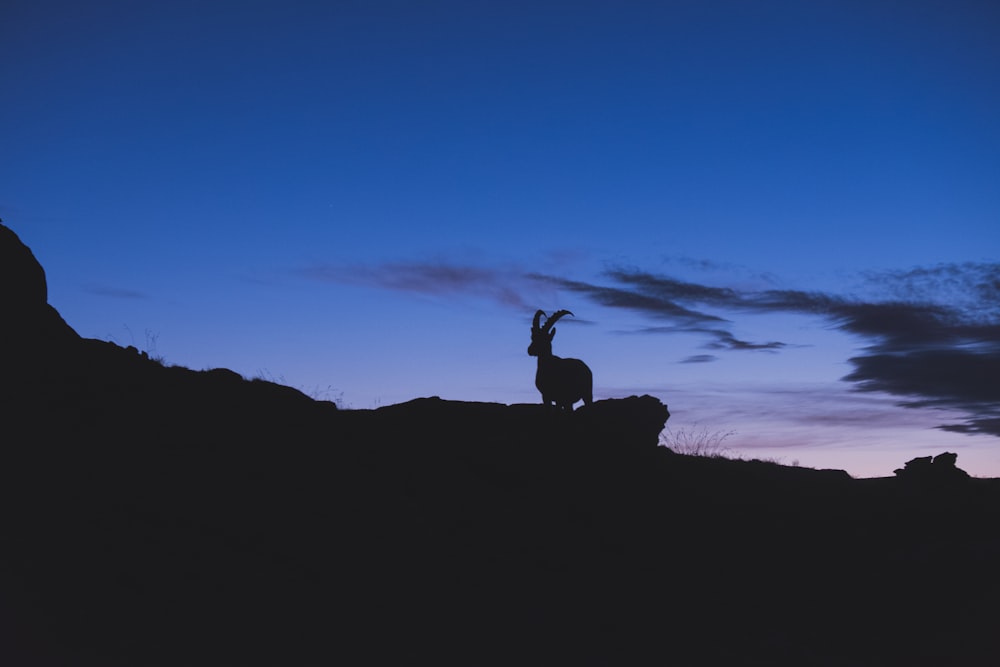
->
[2,0,998,478]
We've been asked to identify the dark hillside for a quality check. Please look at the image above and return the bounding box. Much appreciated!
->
[2,223,999,666]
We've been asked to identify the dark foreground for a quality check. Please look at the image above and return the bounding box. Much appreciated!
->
[2,222,999,665]
[4,385,999,667]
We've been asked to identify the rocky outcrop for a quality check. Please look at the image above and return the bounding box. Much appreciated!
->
[0,222,48,306]
[0,223,78,354]
[894,451,971,485]
[364,394,669,452]
[1,222,330,421]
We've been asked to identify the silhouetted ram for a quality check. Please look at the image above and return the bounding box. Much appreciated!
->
[528,309,593,411]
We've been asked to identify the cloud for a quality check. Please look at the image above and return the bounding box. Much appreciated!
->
[830,263,1000,436]
[539,271,794,350]
[939,416,1000,436]
[528,273,728,326]
[551,262,1000,437]
[659,256,781,287]
[703,332,785,351]
[844,348,1000,436]
[681,354,717,364]
[300,261,537,308]
[623,325,786,351]
[861,262,1000,311]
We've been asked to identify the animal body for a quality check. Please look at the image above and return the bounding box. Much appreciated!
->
[528,309,593,411]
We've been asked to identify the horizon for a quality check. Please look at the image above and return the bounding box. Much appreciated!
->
[2,1,998,478]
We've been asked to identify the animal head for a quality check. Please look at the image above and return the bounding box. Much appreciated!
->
[528,309,573,357]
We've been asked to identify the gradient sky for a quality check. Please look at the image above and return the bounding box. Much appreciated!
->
[3,0,998,478]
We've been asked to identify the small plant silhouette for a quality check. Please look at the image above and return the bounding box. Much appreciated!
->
[660,425,735,457]
[107,325,166,365]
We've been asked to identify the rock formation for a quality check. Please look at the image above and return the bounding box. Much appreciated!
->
[894,451,971,485]
[0,222,78,353]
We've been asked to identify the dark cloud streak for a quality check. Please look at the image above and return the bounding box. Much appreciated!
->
[681,354,718,364]
[579,262,1000,437]
[528,273,727,327]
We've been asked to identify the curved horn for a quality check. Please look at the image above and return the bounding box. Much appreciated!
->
[532,310,545,332]
[543,309,574,331]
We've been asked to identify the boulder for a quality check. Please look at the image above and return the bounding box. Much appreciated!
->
[894,451,970,485]
[575,394,671,450]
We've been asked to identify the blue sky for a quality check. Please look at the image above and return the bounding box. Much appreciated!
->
[3,0,998,477]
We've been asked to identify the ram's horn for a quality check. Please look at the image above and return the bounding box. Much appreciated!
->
[543,310,574,331]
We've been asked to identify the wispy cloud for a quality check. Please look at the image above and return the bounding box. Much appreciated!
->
[299,260,544,309]
[861,262,1000,309]
[528,273,728,326]
[622,325,785,352]
[533,272,789,350]
[681,354,717,364]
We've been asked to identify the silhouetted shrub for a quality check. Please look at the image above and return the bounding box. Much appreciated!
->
[660,425,735,457]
